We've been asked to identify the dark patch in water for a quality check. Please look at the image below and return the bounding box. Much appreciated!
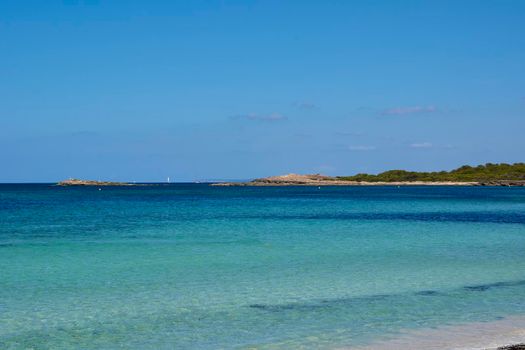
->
[248,303,324,312]
[250,279,525,313]
[464,285,492,292]
[321,294,389,304]
[240,212,525,225]
[414,290,439,296]
[250,294,401,313]
[464,279,525,292]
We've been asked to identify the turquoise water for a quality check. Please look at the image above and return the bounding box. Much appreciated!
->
[1,184,525,349]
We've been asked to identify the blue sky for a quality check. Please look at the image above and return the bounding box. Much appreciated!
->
[1,0,524,182]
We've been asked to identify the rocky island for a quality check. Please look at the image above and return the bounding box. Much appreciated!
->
[57,179,134,186]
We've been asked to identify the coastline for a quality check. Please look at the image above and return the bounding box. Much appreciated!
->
[350,316,525,350]
[211,173,525,187]
[213,180,480,186]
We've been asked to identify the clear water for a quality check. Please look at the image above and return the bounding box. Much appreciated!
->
[1,184,525,349]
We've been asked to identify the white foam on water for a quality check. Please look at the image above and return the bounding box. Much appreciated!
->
[349,315,525,350]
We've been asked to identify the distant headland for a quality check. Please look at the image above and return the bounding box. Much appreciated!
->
[213,163,525,187]
[56,163,525,187]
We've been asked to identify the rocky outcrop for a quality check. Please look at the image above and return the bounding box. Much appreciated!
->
[57,179,133,186]
[212,174,480,186]
[214,174,346,186]
[477,180,525,187]
[250,174,348,186]
[496,344,525,350]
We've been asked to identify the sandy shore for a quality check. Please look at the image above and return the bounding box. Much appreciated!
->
[348,316,525,350]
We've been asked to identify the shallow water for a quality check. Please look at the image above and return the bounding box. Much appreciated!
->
[1,184,525,349]
[353,315,525,350]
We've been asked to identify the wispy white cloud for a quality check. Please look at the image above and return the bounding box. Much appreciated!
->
[231,113,286,122]
[348,145,376,151]
[410,142,433,148]
[382,105,437,116]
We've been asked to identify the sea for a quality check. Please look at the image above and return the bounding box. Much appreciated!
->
[1,184,525,349]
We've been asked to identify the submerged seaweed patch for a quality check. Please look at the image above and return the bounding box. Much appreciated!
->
[464,280,525,292]
[250,279,525,313]
[238,212,525,225]
[414,290,440,296]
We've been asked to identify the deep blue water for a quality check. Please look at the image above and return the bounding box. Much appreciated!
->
[1,184,525,349]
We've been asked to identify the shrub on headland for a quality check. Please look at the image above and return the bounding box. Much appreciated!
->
[337,163,525,182]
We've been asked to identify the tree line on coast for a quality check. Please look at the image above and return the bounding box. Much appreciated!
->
[337,163,525,182]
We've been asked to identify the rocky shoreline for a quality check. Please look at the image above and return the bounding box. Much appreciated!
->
[212,174,525,187]
[478,180,525,187]
[55,175,525,187]
[496,344,525,350]
[56,179,134,186]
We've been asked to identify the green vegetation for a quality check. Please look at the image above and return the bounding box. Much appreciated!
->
[337,163,525,182]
